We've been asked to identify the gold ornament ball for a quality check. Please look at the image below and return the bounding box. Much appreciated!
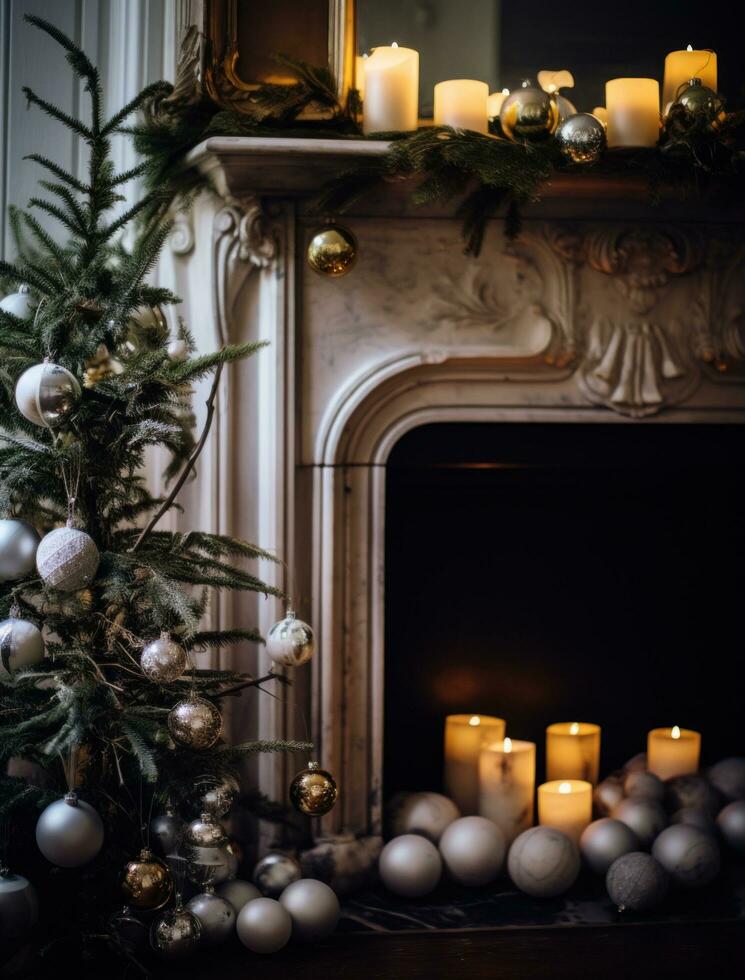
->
[500,81,559,142]
[122,848,173,911]
[289,761,338,817]
[307,226,358,277]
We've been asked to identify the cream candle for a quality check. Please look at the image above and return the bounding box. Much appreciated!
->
[487,88,510,119]
[592,106,608,128]
[355,54,368,101]
[434,79,489,134]
[444,714,505,815]
[479,737,536,845]
[647,726,701,780]
[363,44,419,134]
[606,78,660,148]
[538,779,593,845]
[546,722,601,785]
[662,46,717,112]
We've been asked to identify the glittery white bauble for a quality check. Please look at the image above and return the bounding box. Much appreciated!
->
[167,338,188,362]
[253,852,301,898]
[708,757,745,802]
[36,526,100,591]
[717,800,745,854]
[266,611,314,668]
[168,696,222,749]
[0,518,40,581]
[236,897,292,954]
[141,635,186,683]
[216,879,261,914]
[15,362,81,427]
[606,852,669,912]
[388,791,460,844]
[0,617,44,677]
[439,816,506,886]
[35,794,104,867]
[507,826,580,898]
[186,888,235,945]
[0,868,38,951]
[579,818,639,875]
[651,824,720,888]
[612,798,667,848]
[379,834,442,898]
[279,878,340,941]
[0,284,35,319]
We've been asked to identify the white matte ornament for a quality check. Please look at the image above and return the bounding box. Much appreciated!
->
[141,634,187,683]
[253,852,302,898]
[15,362,81,427]
[216,878,261,914]
[0,518,40,581]
[236,897,292,954]
[266,610,315,668]
[439,816,506,886]
[579,818,639,875]
[186,887,235,945]
[379,834,442,898]
[612,798,667,848]
[35,793,104,867]
[652,824,720,888]
[279,878,340,941]
[388,791,460,843]
[507,826,581,898]
[36,526,100,592]
[0,617,44,677]
[717,800,745,854]
[167,338,188,362]
[0,868,38,951]
[0,283,35,319]
[606,852,669,912]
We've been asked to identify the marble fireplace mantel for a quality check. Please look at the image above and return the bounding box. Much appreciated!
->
[163,137,745,885]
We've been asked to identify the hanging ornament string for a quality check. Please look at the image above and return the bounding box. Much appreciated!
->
[60,743,80,794]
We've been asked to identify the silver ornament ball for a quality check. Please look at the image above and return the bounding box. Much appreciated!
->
[671,808,716,835]
[35,793,104,867]
[253,852,302,898]
[0,518,40,581]
[36,526,100,592]
[555,92,577,122]
[150,809,183,857]
[594,776,625,817]
[379,834,442,898]
[0,617,44,677]
[612,798,667,848]
[716,800,745,854]
[1,283,35,319]
[579,818,639,875]
[187,843,236,887]
[623,753,648,773]
[279,878,340,941]
[168,695,222,749]
[15,362,81,427]
[150,900,201,960]
[387,791,460,844]
[197,774,239,818]
[236,896,292,954]
[185,812,227,849]
[186,887,236,945]
[665,774,720,816]
[652,824,720,888]
[708,757,745,802]
[141,634,186,683]
[556,112,606,164]
[507,826,580,898]
[216,878,261,915]
[439,815,506,887]
[0,868,38,951]
[266,610,315,668]
[500,80,559,141]
[606,852,669,912]
[624,770,665,803]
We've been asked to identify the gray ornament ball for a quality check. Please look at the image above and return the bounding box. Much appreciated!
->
[379,834,442,898]
[253,852,302,898]
[35,793,104,867]
[36,526,100,592]
[612,798,667,848]
[507,826,580,898]
[168,695,222,749]
[150,809,183,857]
[652,824,720,888]
[606,852,669,912]
[439,815,506,887]
[500,80,559,141]
[623,753,648,773]
[186,887,236,945]
[15,362,81,427]
[556,112,606,164]
[279,878,340,942]
[665,774,720,816]
[387,791,460,844]
[266,610,315,668]
[672,808,716,835]
[236,897,292,954]
[594,776,625,817]
[0,617,44,677]
[716,800,745,854]
[216,878,261,915]
[579,818,640,875]
[624,770,665,803]
[1,283,35,319]
[0,868,38,951]
[150,900,201,960]
[708,757,745,802]
[141,634,186,683]
[0,518,40,581]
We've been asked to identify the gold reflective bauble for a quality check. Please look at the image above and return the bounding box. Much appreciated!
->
[289,761,338,817]
[307,226,358,277]
[122,848,173,910]
[500,80,559,142]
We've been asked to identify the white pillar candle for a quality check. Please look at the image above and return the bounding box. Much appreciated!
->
[662,46,717,112]
[479,738,536,845]
[487,88,510,119]
[605,77,660,148]
[647,726,701,780]
[434,79,489,134]
[355,54,368,101]
[538,779,593,845]
[444,714,505,815]
[592,106,608,128]
[363,44,419,134]
[546,722,601,785]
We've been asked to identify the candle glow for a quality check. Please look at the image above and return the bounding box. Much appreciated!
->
[606,77,660,148]
[444,714,506,815]
[647,726,701,780]
[363,44,419,135]
[434,79,489,134]
[546,722,601,785]
[538,778,593,844]
[479,738,536,845]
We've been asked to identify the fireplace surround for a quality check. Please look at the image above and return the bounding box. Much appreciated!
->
[162,138,745,877]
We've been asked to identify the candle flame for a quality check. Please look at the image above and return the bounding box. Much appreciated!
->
[671,725,681,739]
[468,715,480,727]
[570,722,580,735]
[686,44,693,52]
[504,737,512,753]
[559,782,572,794]
[391,41,399,48]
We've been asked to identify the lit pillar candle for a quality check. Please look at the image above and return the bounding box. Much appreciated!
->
[647,725,701,780]
[444,714,505,814]
[363,44,419,134]
[605,78,660,148]
[538,780,593,845]
[434,79,489,134]
[546,722,601,785]
[662,46,717,112]
[355,54,368,100]
[592,106,608,128]
[479,738,536,845]
[487,88,510,119]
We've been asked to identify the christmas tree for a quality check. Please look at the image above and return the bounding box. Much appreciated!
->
[0,15,313,965]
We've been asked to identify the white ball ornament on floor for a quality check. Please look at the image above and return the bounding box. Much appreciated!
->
[141,634,187,683]
[253,852,302,898]
[15,362,81,427]
[388,791,460,843]
[236,897,292,954]
[36,526,100,592]
[216,879,261,914]
[35,793,104,867]
[606,852,669,912]
[708,757,745,802]
[266,609,315,668]
[624,770,665,802]
[0,866,38,951]
[439,816,506,887]
[0,616,44,677]
[612,798,667,848]
[280,878,340,941]
[651,824,720,888]
[1,283,35,318]
[0,518,40,581]
[186,886,236,945]
[579,818,639,875]
[379,834,442,898]
[507,826,580,898]
[717,800,745,854]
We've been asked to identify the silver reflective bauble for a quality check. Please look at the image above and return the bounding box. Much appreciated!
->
[439,816,506,887]
[378,834,442,898]
[35,793,104,867]
[507,826,580,898]
[186,887,236,945]
[0,617,44,677]
[387,791,460,844]
[15,362,81,427]
[236,897,292,954]
[280,878,340,942]
[168,695,222,749]
[579,818,639,875]
[716,800,745,854]
[216,878,261,915]
[253,852,302,898]
[141,634,187,683]
[150,900,201,960]
[500,81,559,142]
[184,813,230,886]
[185,812,227,849]
[624,770,665,803]
[197,774,239,818]
[665,774,720,816]
[708,757,745,802]
[606,852,669,912]
[0,519,40,581]
[555,92,577,123]
[150,809,184,857]
[652,824,720,888]
[36,526,100,592]
[0,867,38,951]
[266,610,315,668]
[556,112,606,164]
[670,77,725,127]
[612,798,667,848]
[0,283,35,319]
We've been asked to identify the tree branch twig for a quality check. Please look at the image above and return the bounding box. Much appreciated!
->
[214,671,282,699]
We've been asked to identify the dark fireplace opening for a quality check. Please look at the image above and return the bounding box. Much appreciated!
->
[383,422,745,805]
